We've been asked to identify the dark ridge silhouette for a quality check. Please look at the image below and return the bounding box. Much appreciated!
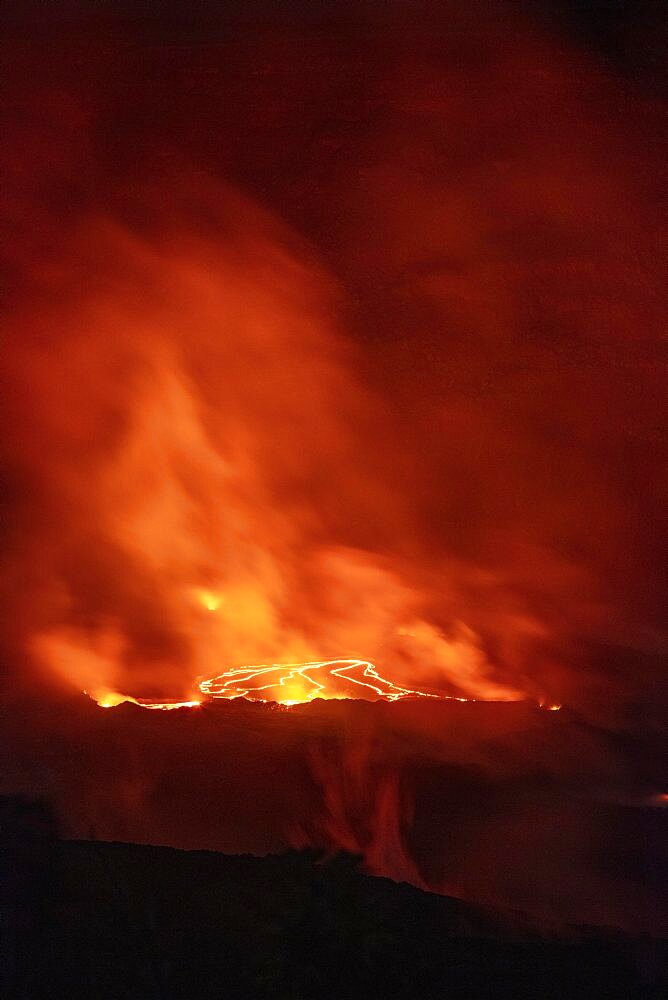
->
[2,799,666,1000]
[4,695,667,932]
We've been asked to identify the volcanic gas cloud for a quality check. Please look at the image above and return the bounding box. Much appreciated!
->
[3,4,664,721]
[5,175,528,711]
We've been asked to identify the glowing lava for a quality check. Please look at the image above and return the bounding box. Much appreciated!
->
[87,689,201,711]
[85,658,444,709]
[84,659,561,712]
[199,658,439,704]
[85,660,565,710]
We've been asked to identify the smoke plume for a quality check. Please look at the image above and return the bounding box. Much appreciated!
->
[1,1,665,727]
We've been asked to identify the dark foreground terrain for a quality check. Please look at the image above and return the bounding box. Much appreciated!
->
[3,800,666,1000]
[5,695,668,933]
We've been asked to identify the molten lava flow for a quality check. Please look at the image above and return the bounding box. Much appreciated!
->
[84,670,564,710]
[199,658,439,704]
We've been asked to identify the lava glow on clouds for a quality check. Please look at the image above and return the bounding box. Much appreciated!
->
[1,1,665,727]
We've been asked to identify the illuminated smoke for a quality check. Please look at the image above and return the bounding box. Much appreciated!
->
[1,3,665,726]
[292,739,429,889]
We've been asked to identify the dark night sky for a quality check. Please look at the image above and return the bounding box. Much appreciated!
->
[1,0,666,70]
